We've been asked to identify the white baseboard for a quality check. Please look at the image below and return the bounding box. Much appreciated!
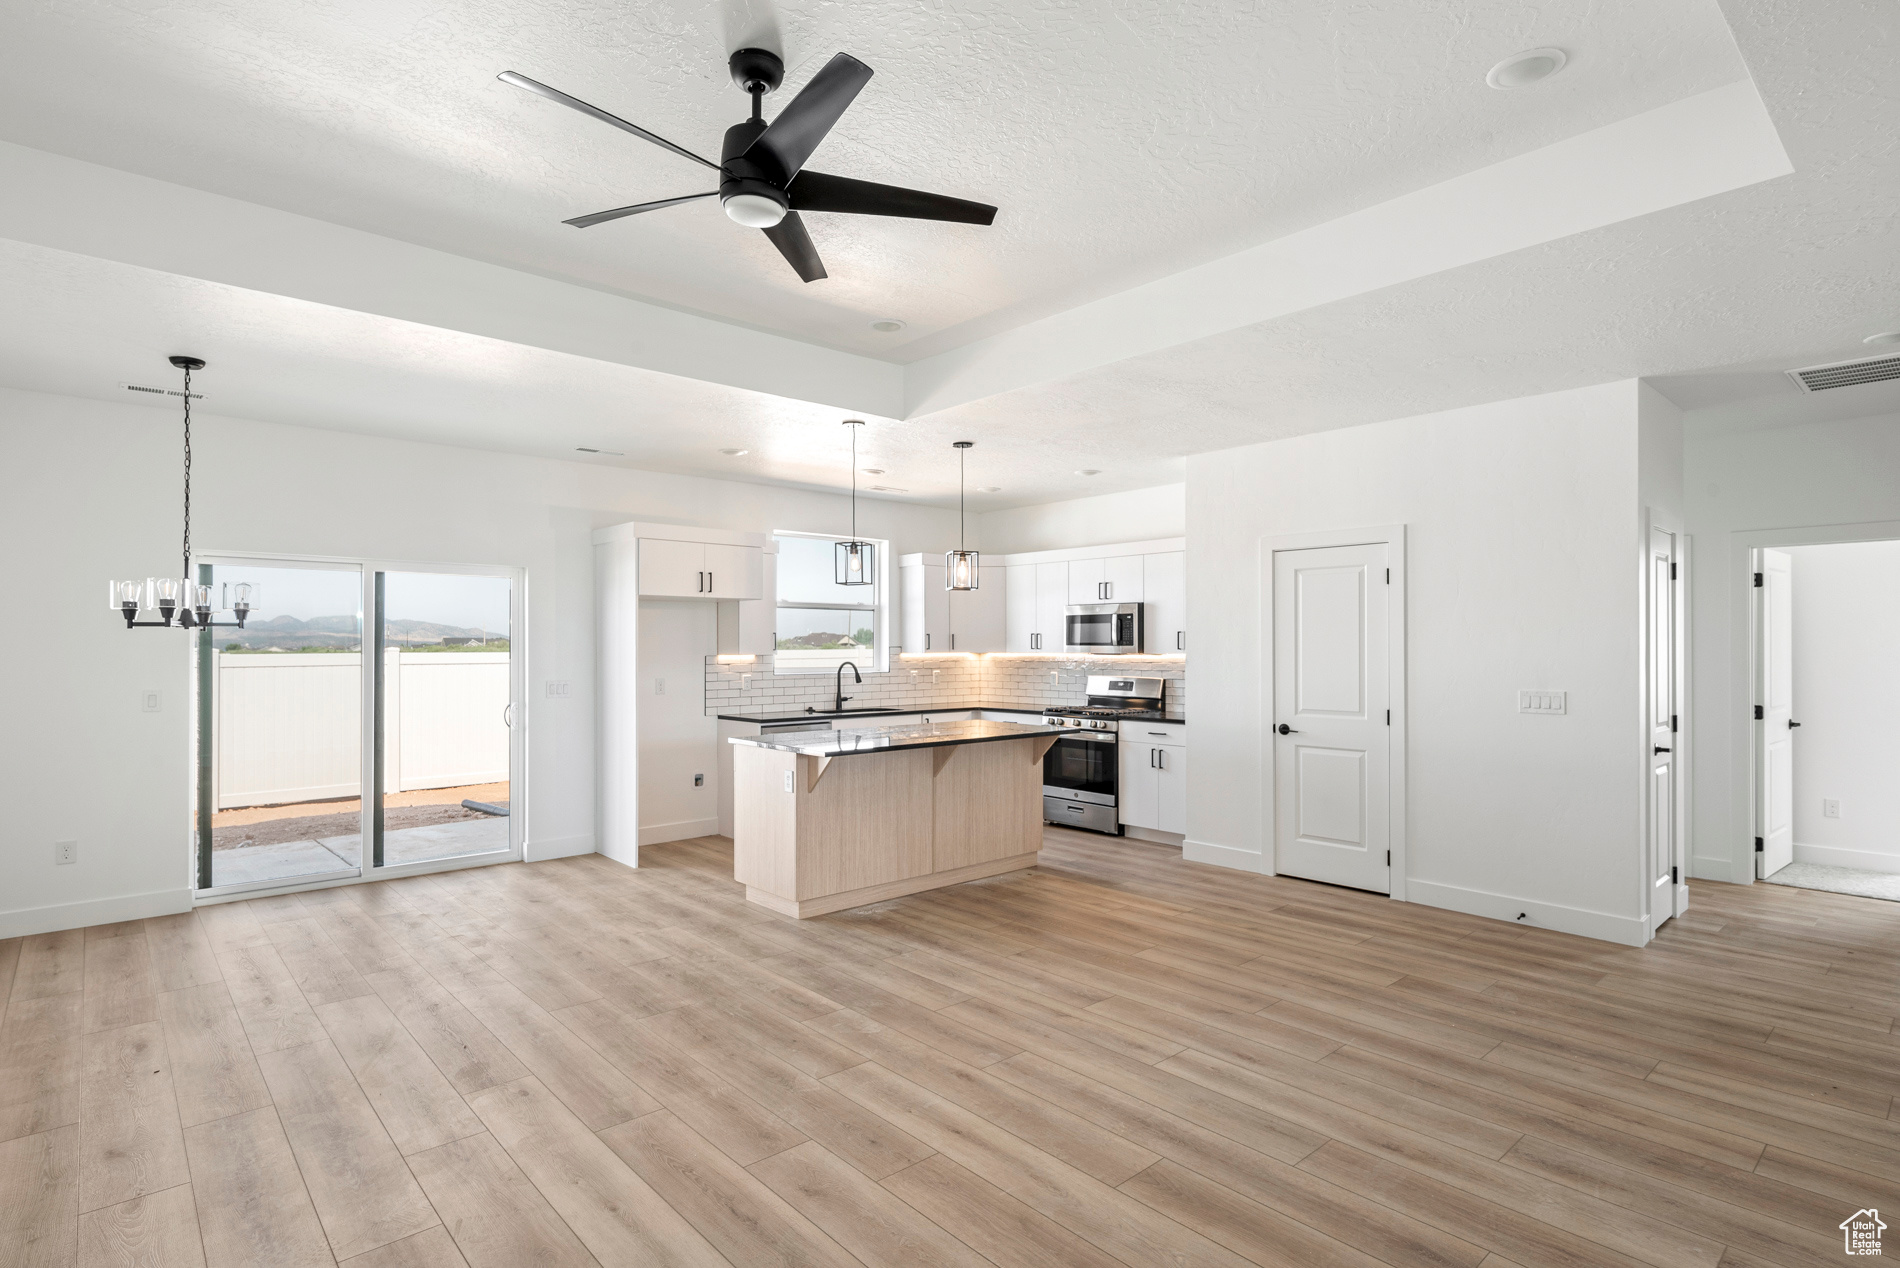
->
[1122,826,1185,846]
[1,887,195,939]
[1182,839,1265,873]
[1406,878,1649,947]
[526,833,595,862]
[639,818,719,847]
[1793,842,1900,875]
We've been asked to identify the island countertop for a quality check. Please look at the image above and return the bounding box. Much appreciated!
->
[729,718,1062,757]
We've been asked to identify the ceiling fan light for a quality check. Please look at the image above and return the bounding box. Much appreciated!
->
[724,193,788,228]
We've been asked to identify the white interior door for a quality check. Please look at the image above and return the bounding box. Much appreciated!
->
[1273,543,1391,892]
[1756,548,1795,877]
[1647,528,1678,933]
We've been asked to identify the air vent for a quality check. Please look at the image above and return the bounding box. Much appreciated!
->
[120,383,204,400]
[1785,353,1900,393]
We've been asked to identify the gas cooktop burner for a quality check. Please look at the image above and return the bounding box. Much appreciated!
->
[1043,705,1165,719]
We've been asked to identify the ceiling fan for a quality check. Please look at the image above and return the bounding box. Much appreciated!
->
[499,49,997,283]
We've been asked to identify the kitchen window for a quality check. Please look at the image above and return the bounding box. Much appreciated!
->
[773,531,889,673]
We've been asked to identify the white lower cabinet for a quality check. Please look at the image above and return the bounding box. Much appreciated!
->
[1120,737,1186,834]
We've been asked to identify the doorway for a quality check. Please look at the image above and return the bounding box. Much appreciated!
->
[1264,527,1406,895]
[1752,539,1900,901]
[195,555,523,897]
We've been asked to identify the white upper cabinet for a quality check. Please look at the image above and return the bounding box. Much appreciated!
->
[949,568,1006,653]
[1034,562,1068,651]
[1143,551,1186,653]
[1067,555,1145,603]
[1005,565,1037,653]
[639,538,763,599]
[716,550,776,655]
[902,559,1004,653]
[1066,558,1103,605]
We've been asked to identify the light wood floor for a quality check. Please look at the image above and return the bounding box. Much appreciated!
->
[4,829,1897,1267]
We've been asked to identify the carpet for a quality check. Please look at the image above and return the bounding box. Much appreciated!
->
[1762,861,1900,903]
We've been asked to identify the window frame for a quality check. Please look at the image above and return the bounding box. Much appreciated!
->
[770,530,891,675]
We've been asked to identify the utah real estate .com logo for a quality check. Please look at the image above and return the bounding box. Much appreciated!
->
[1842,1208,1885,1256]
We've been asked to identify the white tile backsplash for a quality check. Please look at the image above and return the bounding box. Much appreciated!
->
[705,650,1185,719]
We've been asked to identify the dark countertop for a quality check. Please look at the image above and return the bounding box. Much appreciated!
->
[714,704,1042,724]
[729,718,1063,757]
[716,705,1184,724]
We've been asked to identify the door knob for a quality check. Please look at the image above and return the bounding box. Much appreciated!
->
[1276,723,1299,735]
[1654,746,1671,754]
[1788,720,1802,729]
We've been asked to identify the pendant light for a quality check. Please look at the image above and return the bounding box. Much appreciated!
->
[945,440,978,591]
[834,419,874,585]
[109,356,253,632]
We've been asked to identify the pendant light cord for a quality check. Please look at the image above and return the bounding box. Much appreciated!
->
[850,425,858,540]
[958,444,966,549]
[181,363,192,583]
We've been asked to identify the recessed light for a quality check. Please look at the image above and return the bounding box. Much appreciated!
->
[979,486,1002,493]
[869,319,906,333]
[1075,469,1102,477]
[1487,47,1567,89]
[1864,331,1900,346]
[719,447,749,456]
[862,467,885,475]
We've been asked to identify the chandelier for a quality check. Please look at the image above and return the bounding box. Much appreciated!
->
[109,356,252,631]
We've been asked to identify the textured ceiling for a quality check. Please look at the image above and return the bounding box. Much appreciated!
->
[0,0,1892,511]
[0,0,1745,357]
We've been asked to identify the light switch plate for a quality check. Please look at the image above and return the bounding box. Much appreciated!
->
[544,680,570,698]
[1518,690,1567,715]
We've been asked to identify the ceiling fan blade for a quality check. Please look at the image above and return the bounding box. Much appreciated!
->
[564,191,718,228]
[499,71,720,171]
[742,53,873,181]
[762,211,827,282]
[787,171,996,225]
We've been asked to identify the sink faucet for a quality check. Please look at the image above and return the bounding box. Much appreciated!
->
[835,660,862,713]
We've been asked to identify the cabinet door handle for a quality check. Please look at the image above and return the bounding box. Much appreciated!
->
[1177,631,1184,651]
[950,633,956,650]
[925,634,931,650]
[708,572,713,593]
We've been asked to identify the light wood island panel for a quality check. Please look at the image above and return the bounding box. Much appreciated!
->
[732,732,1058,918]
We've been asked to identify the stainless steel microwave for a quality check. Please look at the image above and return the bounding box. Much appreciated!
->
[1065,603,1144,655]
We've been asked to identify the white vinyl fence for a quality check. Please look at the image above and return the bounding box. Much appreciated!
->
[216,651,510,809]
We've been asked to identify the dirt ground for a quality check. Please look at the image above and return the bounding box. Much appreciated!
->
[211,782,508,850]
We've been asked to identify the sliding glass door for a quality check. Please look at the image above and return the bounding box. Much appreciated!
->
[196,555,522,896]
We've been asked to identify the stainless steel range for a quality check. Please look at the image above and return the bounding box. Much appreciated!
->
[1040,675,1167,834]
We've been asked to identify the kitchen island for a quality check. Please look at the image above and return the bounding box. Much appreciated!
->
[729,719,1063,917]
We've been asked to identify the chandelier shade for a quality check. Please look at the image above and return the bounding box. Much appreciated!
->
[834,419,875,586]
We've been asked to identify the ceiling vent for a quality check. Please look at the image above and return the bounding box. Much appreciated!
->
[120,382,204,400]
[1785,353,1900,393]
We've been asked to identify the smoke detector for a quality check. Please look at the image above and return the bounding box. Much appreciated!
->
[1785,352,1900,393]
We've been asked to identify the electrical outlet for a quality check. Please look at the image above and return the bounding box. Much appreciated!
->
[654,676,666,696]
[741,673,751,689]
[1050,670,1058,687]
[55,840,77,866]
[1518,690,1566,715]
[932,669,940,685]
[1823,798,1841,819]
[694,773,704,787]
[141,690,161,712]
[910,670,918,685]
[782,770,793,793]
[544,680,570,698]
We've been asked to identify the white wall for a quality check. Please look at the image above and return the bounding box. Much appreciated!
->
[1783,541,1900,873]
[1683,407,1900,884]
[1,384,964,936]
[637,601,719,846]
[1187,380,1654,944]
[981,484,1185,554]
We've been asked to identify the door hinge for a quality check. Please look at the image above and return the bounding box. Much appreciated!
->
[1670,562,1677,580]
[1754,836,1764,852]
[1671,865,1679,884]
[1753,704,1763,720]
[1671,714,1678,732]
[1385,568,1390,584]
[1386,709,1390,725]
[1753,571,1763,587]
[1386,850,1391,867]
